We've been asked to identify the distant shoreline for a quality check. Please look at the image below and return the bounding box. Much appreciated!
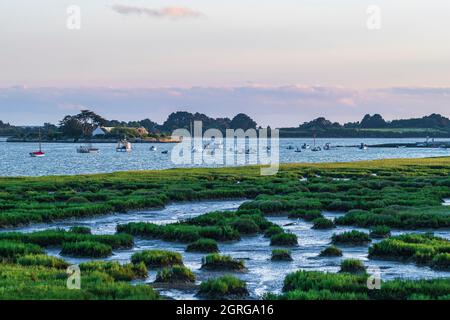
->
[5,138,180,144]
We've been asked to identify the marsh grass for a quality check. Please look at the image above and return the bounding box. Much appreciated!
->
[201,254,245,271]
[131,250,183,267]
[186,238,219,253]
[319,246,343,257]
[60,241,112,258]
[79,261,148,281]
[155,265,196,283]
[332,231,371,245]
[198,275,248,299]
[270,233,298,246]
[272,270,450,300]
[339,259,366,274]
[369,233,450,270]
[271,249,293,261]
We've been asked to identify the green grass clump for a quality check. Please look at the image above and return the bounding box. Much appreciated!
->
[264,225,284,237]
[131,250,183,267]
[0,240,43,259]
[332,231,371,245]
[369,233,450,270]
[67,196,90,204]
[0,264,160,300]
[288,210,323,221]
[271,249,293,261]
[117,222,240,243]
[432,253,450,270]
[155,265,196,283]
[201,254,245,271]
[186,238,219,253]
[339,259,366,274]
[312,218,335,229]
[231,218,260,234]
[198,275,248,299]
[319,245,343,257]
[69,226,92,234]
[17,254,69,269]
[60,241,112,258]
[369,226,391,239]
[79,261,148,281]
[270,233,298,246]
[0,230,133,249]
[335,207,450,229]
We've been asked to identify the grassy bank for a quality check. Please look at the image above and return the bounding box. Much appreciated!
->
[2,157,450,228]
[2,157,450,300]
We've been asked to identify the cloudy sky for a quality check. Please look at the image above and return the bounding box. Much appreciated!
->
[0,0,449,126]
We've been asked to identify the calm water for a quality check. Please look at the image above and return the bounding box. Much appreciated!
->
[4,200,450,300]
[1,138,450,176]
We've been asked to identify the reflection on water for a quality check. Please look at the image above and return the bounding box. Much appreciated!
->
[1,138,450,176]
[2,200,450,300]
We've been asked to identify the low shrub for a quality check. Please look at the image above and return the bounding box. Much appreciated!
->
[198,275,248,299]
[155,265,196,283]
[271,249,293,261]
[270,233,298,246]
[201,254,245,271]
[131,250,183,267]
[186,238,219,253]
[60,241,112,258]
[319,246,343,257]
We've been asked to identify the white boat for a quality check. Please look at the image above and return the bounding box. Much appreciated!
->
[149,146,157,151]
[116,140,132,152]
[77,143,99,153]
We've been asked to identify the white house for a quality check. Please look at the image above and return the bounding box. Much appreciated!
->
[92,127,113,136]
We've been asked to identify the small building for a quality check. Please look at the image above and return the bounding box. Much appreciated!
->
[92,127,113,136]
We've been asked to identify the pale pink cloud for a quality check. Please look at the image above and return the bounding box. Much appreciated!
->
[111,5,204,19]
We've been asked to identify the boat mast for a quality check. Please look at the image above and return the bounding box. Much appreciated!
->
[38,128,42,152]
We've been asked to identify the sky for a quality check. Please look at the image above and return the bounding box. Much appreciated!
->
[0,0,449,127]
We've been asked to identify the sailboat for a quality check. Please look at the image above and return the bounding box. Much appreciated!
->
[311,133,321,152]
[30,129,45,157]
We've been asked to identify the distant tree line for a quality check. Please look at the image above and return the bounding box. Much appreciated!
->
[3,111,450,139]
[1,110,259,140]
[280,113,450,138]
